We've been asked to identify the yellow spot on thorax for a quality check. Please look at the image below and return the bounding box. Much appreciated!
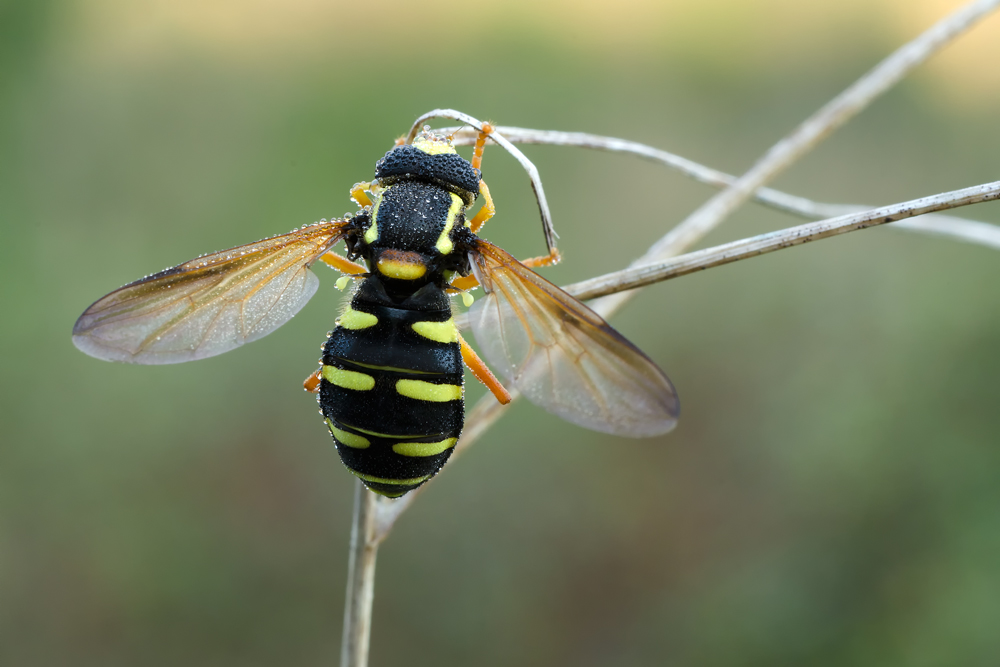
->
[377,257,427,280]
[411,319,458,344]
[434,193,464,256]
[338,306,378,330]
[395,379,462,402]
[364,195,380,245]
[322,365,375,391]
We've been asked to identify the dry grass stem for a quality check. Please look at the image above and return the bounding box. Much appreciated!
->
[339,3,1000,665]
[406,109,559,255]
[644,0,1000,262]
[340,481,378,667]
[373,391,514,542]
[564,180,1000,301]
[441,126,1000,251]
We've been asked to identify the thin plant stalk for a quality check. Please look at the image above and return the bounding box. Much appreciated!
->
[646,0,1000,260]
[406,109,560,255]
[337,3,1000,665]
[380,177,1000,537]
[588,0,1000,319]
[340,480,378,667]
[442,125,1000,251]
[564,180,1000,301]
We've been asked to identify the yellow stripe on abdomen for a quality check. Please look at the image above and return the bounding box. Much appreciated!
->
[392,438,457,457]
[395,379,462,402]
[325,419,371,449]
[411,319,458,344]
[323,365,375,391]
[353,472,431,486]
[338,306,378,330]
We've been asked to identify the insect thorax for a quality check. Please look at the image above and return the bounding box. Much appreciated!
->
[353,137,481,295]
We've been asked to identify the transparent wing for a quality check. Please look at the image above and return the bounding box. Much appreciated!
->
[73,221,350,364]
[466,240,679,437]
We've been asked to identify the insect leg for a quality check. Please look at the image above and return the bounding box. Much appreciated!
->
[458,333,511,405]
[318,252,367,275]
[448,242,560,293]
[449,274,479,291]
[518,248,562,268]
[471,122,493,171]
[350,182,374,208]
[464,122,498,233]
[467,122,558,260]
[467,180,495,233]
[303,367,322,393]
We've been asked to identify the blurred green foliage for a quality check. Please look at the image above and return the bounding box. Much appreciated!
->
[2,1,999,665]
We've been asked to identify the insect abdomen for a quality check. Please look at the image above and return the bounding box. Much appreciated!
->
[319,279,463,497]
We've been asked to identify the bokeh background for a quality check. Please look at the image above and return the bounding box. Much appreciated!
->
[3,0,1000,665]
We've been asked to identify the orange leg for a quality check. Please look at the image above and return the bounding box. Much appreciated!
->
[450,274,480,291]
[467,179,495,233]
[350,182,374,208]
[318,251,368,275]
[459,333,511,405]
[467,123,497,233]
[519,248,562,268]
[303,368,322,393]
[448,245,561,293]
[471,123,494,171]
[466,122,557,258]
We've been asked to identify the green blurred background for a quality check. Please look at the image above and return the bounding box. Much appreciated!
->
[2,0,999,665]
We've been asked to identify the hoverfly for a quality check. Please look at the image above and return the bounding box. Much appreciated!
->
[73,124,679,497]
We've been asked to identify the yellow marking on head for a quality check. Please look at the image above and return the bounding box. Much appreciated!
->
[413,133,457,155]
[364,196,380,244]
[377,258,427,280]
[338,306,378,330]
[392,438,457,457]
[322,365,375,391]
[435,192,464,255]
[411,319,458,344]
[353,471,431,486]
[396,379,462,402]
[326,419,370,449]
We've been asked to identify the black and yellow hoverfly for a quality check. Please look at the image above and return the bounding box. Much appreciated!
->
[72,125,679,497]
